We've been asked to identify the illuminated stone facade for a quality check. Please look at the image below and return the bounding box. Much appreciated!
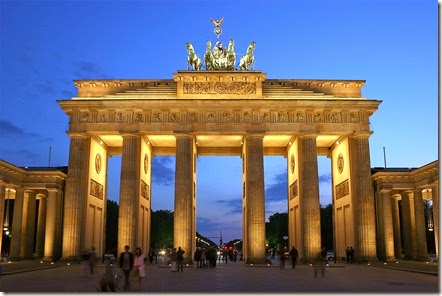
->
[0,70,438,264]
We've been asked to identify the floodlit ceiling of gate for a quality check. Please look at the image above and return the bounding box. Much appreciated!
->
[98,134,340,151]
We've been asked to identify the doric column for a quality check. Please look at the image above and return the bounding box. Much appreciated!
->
[243,134,266,264]
[391,195,402,259]
[118,133,141,254]
[0,184,5,254]
[348,132,377,260]
[10,188,25,260]
[413,189,428,261]
[401,191,417,259]
[174,134,195,263]
[35,195,47,259]
[62,133,89,260]
[377,188,395,260]
[44,189,59,260]
[298,134,321,260]
[23,191,37,259]
[432,183,439,259]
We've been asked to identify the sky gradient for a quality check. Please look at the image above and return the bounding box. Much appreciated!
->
[0,0,438,243]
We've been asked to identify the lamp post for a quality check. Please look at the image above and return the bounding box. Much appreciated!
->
[283,236,288,248]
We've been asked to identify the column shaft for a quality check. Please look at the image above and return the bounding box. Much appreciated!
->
[349,134,377,260]
[10,188,25,260]
[382,191,395,259]
[23,191,37,259]
[401,191,417,259]
[244,134,266,264]
[44,190,58,260]
[0,185,5,254]
[35,196,47,258]
[298,134,321,260]
[118,134,141,254]
[62,134,89,260]
[391,196,402,258]
[432,184,439,259]
[413,189,428,260]
[174,134,194,263]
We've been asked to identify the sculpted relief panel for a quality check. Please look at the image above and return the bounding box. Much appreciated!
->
[183,82,256,95]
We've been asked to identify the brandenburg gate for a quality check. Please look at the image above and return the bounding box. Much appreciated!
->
[58,68,381,263]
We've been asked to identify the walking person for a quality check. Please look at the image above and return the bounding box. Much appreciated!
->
[289,246,298,269]
[176,246,185,272]
[170,248,177,272]
[81,248,90,277]
[279,247,287,269]
[119,245,134,291]
[349,247,355,263]
[88,246,97,276]
[346,246,350,263]
[133,247,145,291]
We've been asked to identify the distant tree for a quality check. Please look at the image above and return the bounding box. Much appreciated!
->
[265,212,288,249]
[150,210,174,249]
[320,203,333,250]
[105,200,119,255]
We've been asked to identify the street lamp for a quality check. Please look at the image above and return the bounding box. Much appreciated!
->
[283,236,288,248]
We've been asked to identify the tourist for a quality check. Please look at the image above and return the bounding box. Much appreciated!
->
[321,247,327,263]
[346,246,350,263]
[176,246,185,272]
[97,262,117,292]
[88,246,97,276]
[170,248,177,272]
[279,247,287,269]
[119,245,134,291]
[290,246,299,269]
[81,248,90,277]
[133,247,145,291]
[349,247,355,263]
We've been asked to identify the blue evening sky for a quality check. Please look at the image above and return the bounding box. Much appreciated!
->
[0,0,438,242]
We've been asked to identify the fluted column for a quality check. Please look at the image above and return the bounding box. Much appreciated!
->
[401,191,417,259]
[22,191,37,259]
[298,134,321,260]
[391,195,402,258]
[244,134,266,264]
[348,133,377,260]
[10,188,25,260]
[35,195,47,258]
[118,133,141,254]
[377,188,395,260]
[174,134,194,263]
[44,189,59,260]
[432,184,439,259]
[62,133,89,260]
[0,185,5,254]
[413,189,428,261]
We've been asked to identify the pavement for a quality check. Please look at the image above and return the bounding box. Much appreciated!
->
[0,257,439,293]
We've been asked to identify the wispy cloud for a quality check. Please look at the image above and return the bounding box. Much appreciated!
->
[265,171,287,202]
[0,119,40,138]
[319,173,331,183]
[152,156,175,186]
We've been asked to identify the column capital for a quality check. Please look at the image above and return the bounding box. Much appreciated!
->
[298,133,318,139]
[351,131,373,139]
[174,133,194,139]
[66,132,88,139]
[244,133,265,139]
[120,132,140,139]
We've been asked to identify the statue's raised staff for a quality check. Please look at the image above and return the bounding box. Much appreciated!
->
[186,42,202,71]
[239,41,256,71]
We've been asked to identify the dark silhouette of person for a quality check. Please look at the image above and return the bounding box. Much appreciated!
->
[119,245,134,291]
[176,246,185,272]
[346,246,350,263]
[349,247,355,263]
[279,247,287,269]
[289,246,299,269]
[321,247,327,262]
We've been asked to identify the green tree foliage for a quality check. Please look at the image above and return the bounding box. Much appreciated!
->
[320,203,333,250]
[105,200,119,254]
[150,210,174,249]
[265,212,288,249]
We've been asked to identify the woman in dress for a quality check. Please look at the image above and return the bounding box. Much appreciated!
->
[133,247,145,291]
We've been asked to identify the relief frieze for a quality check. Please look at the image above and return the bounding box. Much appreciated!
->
[183,82,256,95]
[90,179,103,200]
[335,179,349,200]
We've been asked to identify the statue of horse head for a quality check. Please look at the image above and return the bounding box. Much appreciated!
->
[204,40,215,70]
[186,42,202,71]
[226,39,236,70]
[239,41,256,71]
